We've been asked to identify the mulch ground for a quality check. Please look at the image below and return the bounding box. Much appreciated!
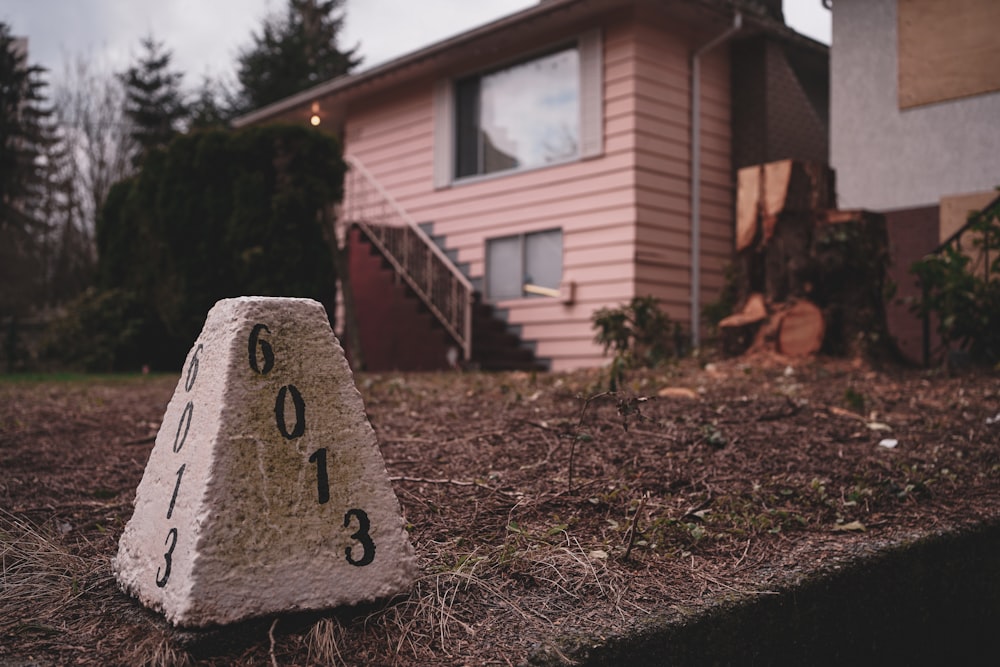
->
[2,355,999,665]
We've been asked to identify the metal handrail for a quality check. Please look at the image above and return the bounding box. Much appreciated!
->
[340,155,473,360]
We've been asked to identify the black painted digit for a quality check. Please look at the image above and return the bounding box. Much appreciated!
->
[155,528,178,588]
[343,508,375,567]
[184,344,203,392]
[308,448,330,504]
[173,401,193,453]
[248,323,274,375]
[274,384,306,439]
[166,464,186,519]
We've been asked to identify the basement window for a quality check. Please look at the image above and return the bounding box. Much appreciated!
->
[485,229,563,301]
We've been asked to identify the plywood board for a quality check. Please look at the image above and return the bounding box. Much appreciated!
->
[898,0,1000,108]
[939,190,996,243]
[762,160,792,243]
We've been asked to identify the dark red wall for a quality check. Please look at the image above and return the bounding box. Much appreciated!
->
[883,205,940,364]
[345,227,455,371]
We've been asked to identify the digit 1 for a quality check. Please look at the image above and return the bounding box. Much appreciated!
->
[166,464,186,519]
[308,448,330,504]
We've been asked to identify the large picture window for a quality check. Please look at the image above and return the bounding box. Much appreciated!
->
[486,229,563,301]
[433,30,602,187]
[456,48,580,178]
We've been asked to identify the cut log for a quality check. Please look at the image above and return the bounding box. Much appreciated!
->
[718,292,767,328]
[718,293,769,355]
[778,300,825,357]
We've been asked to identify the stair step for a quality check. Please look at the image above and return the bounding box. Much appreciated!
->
[351,222,550,372]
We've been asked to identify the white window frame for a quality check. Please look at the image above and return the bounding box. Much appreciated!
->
[433,29,603,189]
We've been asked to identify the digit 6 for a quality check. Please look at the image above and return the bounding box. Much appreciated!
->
[248,324,274,374]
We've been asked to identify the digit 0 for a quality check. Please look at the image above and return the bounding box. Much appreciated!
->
[173,402,193,453]
[274,385,306,439]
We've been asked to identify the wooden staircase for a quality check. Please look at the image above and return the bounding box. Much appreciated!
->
[340,156,547,372]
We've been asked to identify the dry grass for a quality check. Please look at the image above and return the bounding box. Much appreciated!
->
[128,633,193,667]
[2,361,998,664]
[0,508,105,633]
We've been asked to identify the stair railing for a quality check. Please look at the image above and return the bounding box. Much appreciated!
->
[340,154,473,361]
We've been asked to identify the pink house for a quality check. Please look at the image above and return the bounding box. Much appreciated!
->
[235,0,828,371]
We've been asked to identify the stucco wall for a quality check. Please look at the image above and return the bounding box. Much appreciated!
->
[830,0,1000,210]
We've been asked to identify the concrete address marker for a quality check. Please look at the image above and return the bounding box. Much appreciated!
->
[113,297,418,628]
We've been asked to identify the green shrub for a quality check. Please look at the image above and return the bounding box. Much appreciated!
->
[911,197,1000,364]
[41,288,155,372]
[592,296,681,387]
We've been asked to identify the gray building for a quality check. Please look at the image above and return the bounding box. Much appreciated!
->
[830,0,1000,362]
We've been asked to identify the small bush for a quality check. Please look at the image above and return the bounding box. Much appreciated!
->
[40,288,158,372]
[911,197,1000,364]
[592,296,682,387]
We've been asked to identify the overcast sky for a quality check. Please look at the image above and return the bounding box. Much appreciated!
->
[2,1,830,89]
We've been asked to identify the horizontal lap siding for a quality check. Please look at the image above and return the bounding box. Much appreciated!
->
[631,17,733,335]
[346,16,642,370]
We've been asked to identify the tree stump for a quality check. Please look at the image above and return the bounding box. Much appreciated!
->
[721,160,891,358]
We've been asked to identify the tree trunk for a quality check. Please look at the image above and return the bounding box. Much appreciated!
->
[724,160,891,358]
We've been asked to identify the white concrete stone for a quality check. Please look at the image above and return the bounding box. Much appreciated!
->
[113,297,419,628]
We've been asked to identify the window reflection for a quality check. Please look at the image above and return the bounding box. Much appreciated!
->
[456,47,580,178]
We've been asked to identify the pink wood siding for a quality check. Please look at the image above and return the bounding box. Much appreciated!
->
[631,11,734,330]
[342,7,735,370]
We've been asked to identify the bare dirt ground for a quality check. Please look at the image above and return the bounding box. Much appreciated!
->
[2,355,999,666]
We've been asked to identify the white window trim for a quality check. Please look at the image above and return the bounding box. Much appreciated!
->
[433,28,603,189]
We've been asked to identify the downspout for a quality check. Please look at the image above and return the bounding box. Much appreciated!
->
[689,11,742,350]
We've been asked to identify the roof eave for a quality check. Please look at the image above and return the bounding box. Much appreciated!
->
[232,0,828,128]
[232,0,604,128]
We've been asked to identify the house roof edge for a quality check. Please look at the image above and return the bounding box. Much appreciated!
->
[232,0,828,128]
[232,0,592,127]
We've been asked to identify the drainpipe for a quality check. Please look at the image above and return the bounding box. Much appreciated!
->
[690,11,742,350]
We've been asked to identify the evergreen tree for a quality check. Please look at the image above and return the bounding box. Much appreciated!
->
[84,125,344,370]
[234,0,360,113]
[188,77,230,130]
[120,36,188,164]
[0,23,55,233]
